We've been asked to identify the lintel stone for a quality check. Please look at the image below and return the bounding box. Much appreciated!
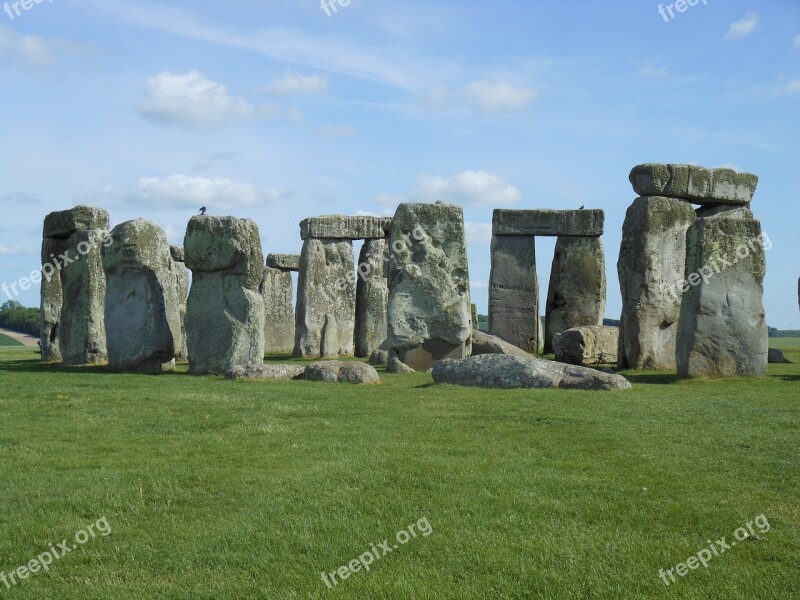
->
[266,253,300,271]
[300,215,392,240]
[492,209,604,237]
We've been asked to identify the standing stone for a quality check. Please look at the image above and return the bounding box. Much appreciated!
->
[102,220,182,373]
[60,229,108,365]
[489,235,541,353]
[40,205,109,361]
[261,266,295,354]
[387,202,471,370]
[544,236,606,353]
[617,196,697,369]
[677,215,768,378]
[294,239,355,358]
[184,216,265,375]
[554,325,619,366]
[170,246,190,360]
[355,238,389,358]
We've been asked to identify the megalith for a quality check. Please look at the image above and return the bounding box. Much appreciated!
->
[355,238,389,358]
[170,245,190,360]
[387,202,471,370]
[261,265,295,354]
[184,216,265,375]
[544,236,606,353]
[102,219,183,373]
[617,196,697,369]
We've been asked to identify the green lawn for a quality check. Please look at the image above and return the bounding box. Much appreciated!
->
[0,332,23,346]
[0,346,797,599]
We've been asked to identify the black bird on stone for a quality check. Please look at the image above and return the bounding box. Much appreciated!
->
[199,207,207,215]
[578,205,584,210]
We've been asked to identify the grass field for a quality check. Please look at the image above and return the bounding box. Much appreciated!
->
[0,333,23,347]
[0,343,797,599]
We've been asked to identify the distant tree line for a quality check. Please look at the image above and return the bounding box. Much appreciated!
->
[0,301,39,336]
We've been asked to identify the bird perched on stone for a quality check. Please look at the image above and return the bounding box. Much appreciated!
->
[578,205,584,209]
[199,207,207,215]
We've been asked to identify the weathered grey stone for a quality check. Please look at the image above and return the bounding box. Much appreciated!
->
[102,219,183,373]
[300,216,392,240]
[768,348,789,364]
[184,215,264,290]
[544,236,606,353]
[471,304,478,329]
[387,202,471,370]
[266,253,300,271]
[304,360,380,384]
[618,196,697,369]
[629,164,758,205]
[677,216,768,378]
[388,357,415,373]
[368,349,388,365]
[43,205,109,239]
[432,354,631,391]
[172,259,190,360]
[184,216,265,375]
[60,229,107,365]
[695,205,754,219]
[472,330,530,358]
[224,363,305,380]
[492,209,604,237]
[169,245,185,263]
[554,325,619,366]
[489,235,540,353]
[40,236,68,361]
[294,239,355,358]
[355,238,389,358]
[260,266,295,354]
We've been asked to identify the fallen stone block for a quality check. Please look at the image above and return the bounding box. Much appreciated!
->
[304,361,381,384]
[225,364,306,380]
[554,325,619,366]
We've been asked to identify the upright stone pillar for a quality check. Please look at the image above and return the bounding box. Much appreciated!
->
[40,205,109,362]
[170,246,190,360]
[355,238,389,358]
[489,235,540,353]
[617,196,697,369]
[294,239,355,358]
[261,266,296,354]
[184,216,265,375]
[677,214,768,378]
[544,236,606,353]
[387,202,471,370]
[102,219,183,373]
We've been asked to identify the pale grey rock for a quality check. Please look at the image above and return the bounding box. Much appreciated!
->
[472,329,530,358]
[471,303,478,329]
[387,202,472,370]
[59,229,107,365]
[554,325,619,366]
[102,219,183,373]
[184,216,265,375]
[43,205,109,239]
[629,164,758,205]
[677,216,768,378]
[225,363,305,380]
[169,245,185,263]
[304,360,381,384]
[387,357,415,374]
[489,235,540,352]
[432,354,631,391]
[40,236,68,361]
[695,205,754,219]
[355,238,389,358]
[172,258,190,360]
[618,196,697,369]
[368,349,388,365]
[300,215,392,240]
[260,266,295,354]
[544,236,606,353]
[492,209,604,237]
[266,253,300,271]
[768,348,789,364]
[294,238,355,358]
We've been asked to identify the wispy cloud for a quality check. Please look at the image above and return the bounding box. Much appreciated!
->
[794,34,800,49]
[725,12,759,41]
[264,71,327,96]
[0,24,55,67]
[639,62,668,78]
[318,125,357,139]
[413,171,522,207]
[424,80,537,115]
[0,243,37,257]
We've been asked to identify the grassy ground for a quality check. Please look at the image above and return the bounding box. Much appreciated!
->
[0,333,23,346]
[0,345,797,599]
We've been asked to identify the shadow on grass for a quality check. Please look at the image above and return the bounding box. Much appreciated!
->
[0,358,193,377]
[620,372,680,385]
[775,374,800,382]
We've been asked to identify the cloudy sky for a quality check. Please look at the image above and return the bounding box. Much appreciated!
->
[1,0,798,327]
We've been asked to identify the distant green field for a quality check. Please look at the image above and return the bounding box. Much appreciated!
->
[0,344,798,599]
[770,337,800,350]
[0,333,23,346]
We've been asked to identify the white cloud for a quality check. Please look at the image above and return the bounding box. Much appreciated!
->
[258,102,303,121]
[139,70,253,130]
[264,71,327,96]
[318,125,357,139]
[464,222,493,246]
[0,243,37,257]
[725,13,759,41]
[77,175,284,211]
[412,171,522,207]
[470,280,489,292]
[465,80,538,114]
[0,24,55,67]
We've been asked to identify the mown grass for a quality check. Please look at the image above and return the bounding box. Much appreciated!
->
[0,345,797,599]
[0,333,23,347]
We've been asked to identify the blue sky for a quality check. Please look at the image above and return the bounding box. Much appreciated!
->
[1,0,798,326]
